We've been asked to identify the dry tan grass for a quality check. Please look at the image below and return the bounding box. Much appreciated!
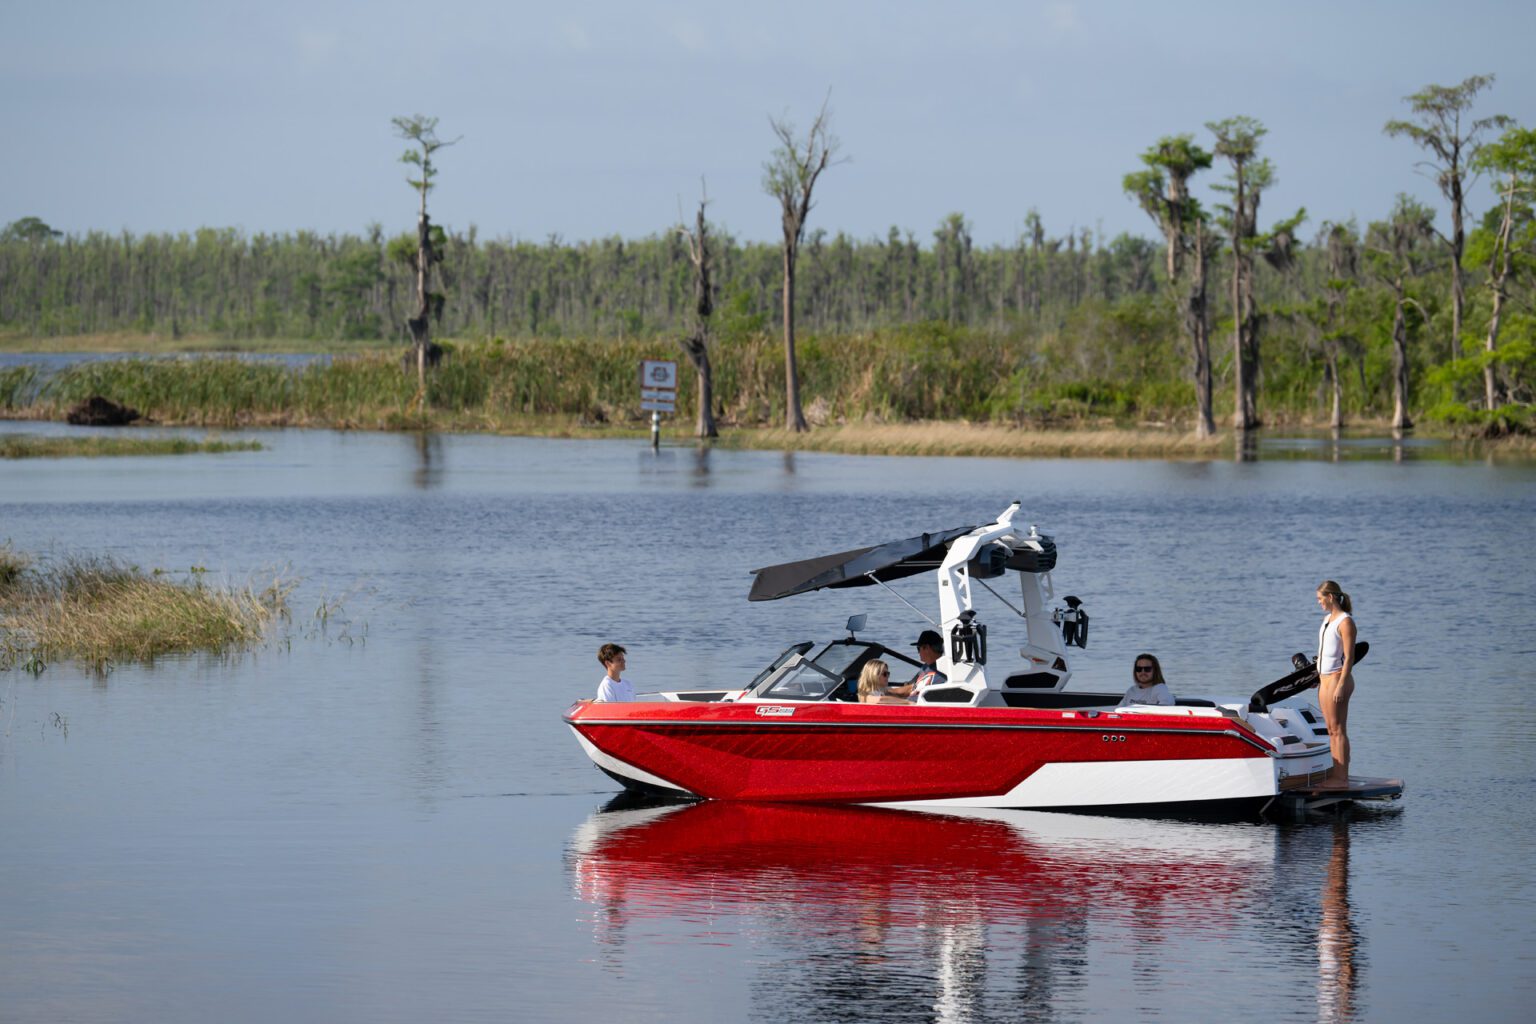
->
[719,421,1233,459]
[449,416,1536,460]
[0,435,263,458]
[0,554,291,668]
[0,331,369,354]
[1476,433,1536,456]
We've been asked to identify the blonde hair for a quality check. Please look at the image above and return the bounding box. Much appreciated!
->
[1317,580,1353,614]
[857,659,891,699]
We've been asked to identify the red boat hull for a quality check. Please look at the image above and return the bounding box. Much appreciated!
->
[565,700,1276,809]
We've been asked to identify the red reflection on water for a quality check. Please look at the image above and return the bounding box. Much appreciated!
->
[570,800,1272,931]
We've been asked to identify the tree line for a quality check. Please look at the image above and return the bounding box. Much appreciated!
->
[0,214,1168,341]
[2,76,1532,436]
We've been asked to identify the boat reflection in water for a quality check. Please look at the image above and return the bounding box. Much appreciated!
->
[568,799,1368,1018]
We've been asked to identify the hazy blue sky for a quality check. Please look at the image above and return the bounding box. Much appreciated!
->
[3,0,1532,247]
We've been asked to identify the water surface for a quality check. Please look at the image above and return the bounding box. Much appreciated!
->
[2,425,1533,1022]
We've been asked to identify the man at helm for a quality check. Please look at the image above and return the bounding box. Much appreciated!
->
[889,629,946,697]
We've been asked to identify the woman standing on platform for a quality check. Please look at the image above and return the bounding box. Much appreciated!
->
[1316,581,1357,787]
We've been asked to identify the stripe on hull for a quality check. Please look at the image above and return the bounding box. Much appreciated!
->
[872,757,1277,809]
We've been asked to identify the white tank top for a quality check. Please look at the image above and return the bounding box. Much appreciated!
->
[1317,613,1352,674]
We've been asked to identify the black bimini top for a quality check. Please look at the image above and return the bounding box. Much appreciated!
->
[748,526,975,602]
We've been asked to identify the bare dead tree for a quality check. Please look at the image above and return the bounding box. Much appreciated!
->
[391,114,460,403]
[763,97,841,432]
[1385,75,1509,370]
[676,184,719,439]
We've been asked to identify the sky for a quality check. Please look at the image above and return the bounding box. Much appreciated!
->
[3,0,1533,249]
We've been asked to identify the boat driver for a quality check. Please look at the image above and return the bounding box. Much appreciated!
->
[889,629,947,697]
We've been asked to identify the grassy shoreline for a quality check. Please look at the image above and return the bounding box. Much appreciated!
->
[639,422,1532,459]
[0,331,373,355]
[2,336,1530,459]
[0,548,290,669]
[4,403,1529,461]
[1,434,263,458]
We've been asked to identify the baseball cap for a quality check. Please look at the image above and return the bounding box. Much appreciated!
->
[913,629,943,649]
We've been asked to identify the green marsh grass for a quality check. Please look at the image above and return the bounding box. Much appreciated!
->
[3,332,1530,458]
[0,330,376,355]
[0,543,28,588]
[0,553,291,669]
[0,329,1146,429]
[0,365,37,409]
[1,435,263,458]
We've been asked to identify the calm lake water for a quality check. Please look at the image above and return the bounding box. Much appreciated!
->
[2,423,1533,1022]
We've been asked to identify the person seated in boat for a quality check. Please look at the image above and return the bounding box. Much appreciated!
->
[595,642,635,702]
[888,629,947,698]
[857,659,911,704]
[1123,653,1174,706]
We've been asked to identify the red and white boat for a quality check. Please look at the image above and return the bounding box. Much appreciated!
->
[565,503,1355,817]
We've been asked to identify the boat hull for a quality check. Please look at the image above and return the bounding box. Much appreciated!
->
[565,700,1281,811]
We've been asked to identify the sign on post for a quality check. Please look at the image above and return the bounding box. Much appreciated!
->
[640,360,678,391]
[640,360,678,412]
[640,360,678,447]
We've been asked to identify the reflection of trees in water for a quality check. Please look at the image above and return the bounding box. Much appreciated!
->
[410,431,444,489]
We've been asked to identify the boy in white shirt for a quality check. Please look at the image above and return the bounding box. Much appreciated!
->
[595,643,635,702]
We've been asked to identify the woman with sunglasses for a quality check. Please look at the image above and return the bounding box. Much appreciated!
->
[1124,653,1174,706]
[857,659,911,704]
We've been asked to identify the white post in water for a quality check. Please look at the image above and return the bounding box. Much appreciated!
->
[639,359,678,451]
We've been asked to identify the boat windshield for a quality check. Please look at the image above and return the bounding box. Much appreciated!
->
[751,641,911,701]
[809,642,870,679]
[758,655,844,700]
[744,642,815,692]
